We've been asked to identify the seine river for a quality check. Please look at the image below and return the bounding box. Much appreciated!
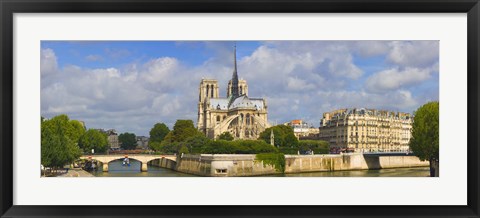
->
[90,159,430,177]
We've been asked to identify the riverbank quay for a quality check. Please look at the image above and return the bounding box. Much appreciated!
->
[57,168,94,177]
[284,153,429,173]
[148,153,430,177]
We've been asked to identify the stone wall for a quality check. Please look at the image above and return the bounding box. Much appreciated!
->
[284,153,429,174]
[175,154,279,177]
[150,153,429,176]
[148,158,177,170]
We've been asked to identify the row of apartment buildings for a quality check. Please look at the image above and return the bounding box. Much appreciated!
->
[284,108,413,153]
[317,108,412,153]
[94,129,150,150]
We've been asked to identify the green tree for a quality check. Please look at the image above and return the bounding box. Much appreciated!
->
[184,134,211,154]
[149,131,179,154]
[152,131,175,153]
[172,120,202,142]
[409,101,439,177]
[149,123,170,144]
[217,132,234,141]
[178,145,190,154]
[201,139,278,154]
[162,131,175,144]
[68,120,86,144]
[149,141,162,152]
[41,114,83,170]
[258,125,298,147]
[119,132,137,150]
[298,140,329,154]
[78,129,109,154]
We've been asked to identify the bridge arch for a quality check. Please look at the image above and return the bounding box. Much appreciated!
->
[146,157,177,170]
[80,155,177,172]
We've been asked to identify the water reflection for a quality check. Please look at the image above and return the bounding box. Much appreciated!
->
[90,159,430,177]
[91,159,195,177]
[280,167,430,177]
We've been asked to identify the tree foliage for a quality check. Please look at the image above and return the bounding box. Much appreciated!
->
[149,141,162,152]
[298,140,329,154]
[410,102,439,161]
[78,129,108,154]
[201,140,278,154]
[183,134,210,154]
[217,132,234,141]
[119,132,137,150]
[258,125,298,147]
[68,120,86,144]
[149,131,176,153]
[172,120,202,142]
[149,123,170,143]
[41,114,83,168]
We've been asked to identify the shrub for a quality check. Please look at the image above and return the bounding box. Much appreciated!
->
[255,153,285,172]
[298,140,329,154]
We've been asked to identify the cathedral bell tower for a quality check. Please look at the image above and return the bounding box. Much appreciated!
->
[197,79,219,134]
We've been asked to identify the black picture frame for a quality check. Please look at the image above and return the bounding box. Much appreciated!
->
[1,0,479,217]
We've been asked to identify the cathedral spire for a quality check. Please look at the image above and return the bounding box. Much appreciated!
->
[234,43,238,74]
[231,43,239,99]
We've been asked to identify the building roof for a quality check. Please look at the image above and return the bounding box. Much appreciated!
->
[210,98,230,110]
[328,108,411,120]
[290,119,302,125]
[209,95,265,111]
[229,95,264,110]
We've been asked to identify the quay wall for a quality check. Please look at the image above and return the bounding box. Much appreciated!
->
[174,154,278,177]
[284,154,429,174]
[149,153,429,176]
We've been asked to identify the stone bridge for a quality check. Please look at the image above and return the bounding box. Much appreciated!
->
[80,154,177,172]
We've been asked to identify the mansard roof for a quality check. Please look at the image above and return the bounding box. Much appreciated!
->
[331,108,411,119]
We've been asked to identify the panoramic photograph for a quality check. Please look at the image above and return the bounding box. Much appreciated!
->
[40,41,439,177]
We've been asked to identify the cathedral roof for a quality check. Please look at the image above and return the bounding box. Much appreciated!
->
[209,95,265,111]
[209,98,229,110]
[229,95,264,110]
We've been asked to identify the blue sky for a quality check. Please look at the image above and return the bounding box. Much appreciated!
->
[41,41,439,136]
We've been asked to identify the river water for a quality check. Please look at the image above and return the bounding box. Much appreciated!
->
[90,159,430,177]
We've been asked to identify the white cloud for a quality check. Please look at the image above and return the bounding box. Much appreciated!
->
[141,57,179,84]
[41,49,202,135]
[286,77,316,91]
[41,48,58,76]
[365,67,433,92]
[41,41,439,135]
[352,41,390,57]
[387,41,439,68]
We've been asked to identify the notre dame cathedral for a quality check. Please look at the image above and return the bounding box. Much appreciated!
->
[197,46,270,140]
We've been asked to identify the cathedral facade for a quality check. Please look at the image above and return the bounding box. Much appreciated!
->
[197,46,269,140]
